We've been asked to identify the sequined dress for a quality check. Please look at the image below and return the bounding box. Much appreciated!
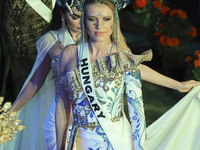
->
[42,55,60,149]
[60,46,152,150]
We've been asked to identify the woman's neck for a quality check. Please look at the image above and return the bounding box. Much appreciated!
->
[67,28,80,42]
[88,39,115,60]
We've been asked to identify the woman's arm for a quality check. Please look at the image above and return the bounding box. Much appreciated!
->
[140,64,200,93]
[9,41,63,112]
[56,87,71,150]
[9,54,51,112]
[56,46,74,150]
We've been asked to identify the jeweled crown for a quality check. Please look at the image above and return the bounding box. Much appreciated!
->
[56,0,84,11]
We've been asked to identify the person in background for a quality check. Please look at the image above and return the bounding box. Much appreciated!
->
[1,1,81,150]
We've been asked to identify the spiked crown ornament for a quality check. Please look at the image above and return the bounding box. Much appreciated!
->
[56,0,84,12]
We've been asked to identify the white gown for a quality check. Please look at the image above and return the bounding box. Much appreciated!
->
[59,44,151,150]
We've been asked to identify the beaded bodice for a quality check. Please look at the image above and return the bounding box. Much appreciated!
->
[60,50,152,129]
[51,55,60,100]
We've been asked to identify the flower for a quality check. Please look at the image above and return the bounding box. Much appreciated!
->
[153,0,162,8]
[160,7,170,15]
[132,0,196,68]
[195,50,200,56]
[166,37,180,47]
[194,59,200,67]
[158,23,164,28]
[185,56,192,63]
[169,9,179,17]
[159,36,180,47]
[155,31,162,36]
[133,0,147,10]
[188,50,200,81]
[187,27,197,37]
[169,9,187,19]
[159,35,167,46]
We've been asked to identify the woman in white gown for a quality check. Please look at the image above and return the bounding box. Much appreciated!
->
[55,0,200,150]
[0,1,81,150]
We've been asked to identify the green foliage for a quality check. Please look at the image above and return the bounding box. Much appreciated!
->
[192,67,200,81]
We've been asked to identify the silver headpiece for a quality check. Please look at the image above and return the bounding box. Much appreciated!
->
[56,0,83,13]
[112,0,131,10]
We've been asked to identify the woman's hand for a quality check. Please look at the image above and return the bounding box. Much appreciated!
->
[177,80,200,93]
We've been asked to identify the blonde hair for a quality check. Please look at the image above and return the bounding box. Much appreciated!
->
[81,0,131,52]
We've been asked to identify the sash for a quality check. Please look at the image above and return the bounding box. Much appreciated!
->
[78,43,129,150]
[25,0,54,23]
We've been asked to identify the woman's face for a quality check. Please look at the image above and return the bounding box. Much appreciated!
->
[85,4,114,42]
[62,6,81,33]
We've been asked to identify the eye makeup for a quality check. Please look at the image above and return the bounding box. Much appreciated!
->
[67,12,81,21]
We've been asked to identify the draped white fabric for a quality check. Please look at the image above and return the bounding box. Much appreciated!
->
[147,86,200,150]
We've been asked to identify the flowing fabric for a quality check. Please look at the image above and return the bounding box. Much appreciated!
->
[0,28,74,150]
[147,86,200,150]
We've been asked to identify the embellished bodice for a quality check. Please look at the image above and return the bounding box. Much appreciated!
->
[51,55,60,100]
[60,50,152,130]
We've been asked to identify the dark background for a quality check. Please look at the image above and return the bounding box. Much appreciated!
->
[168,0,200,42]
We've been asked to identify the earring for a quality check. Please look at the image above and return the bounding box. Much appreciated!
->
[85,33,88,40]
[61,17,66,46]
[61,17,65,29]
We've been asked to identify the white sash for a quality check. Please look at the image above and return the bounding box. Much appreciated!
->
[25,0,53,23]
[78,43,128,150]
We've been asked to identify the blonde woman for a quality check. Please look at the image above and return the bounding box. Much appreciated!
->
[56,0,200,150]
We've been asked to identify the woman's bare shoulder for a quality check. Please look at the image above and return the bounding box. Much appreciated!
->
[61,44,78,58]
[60,44,78,71]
